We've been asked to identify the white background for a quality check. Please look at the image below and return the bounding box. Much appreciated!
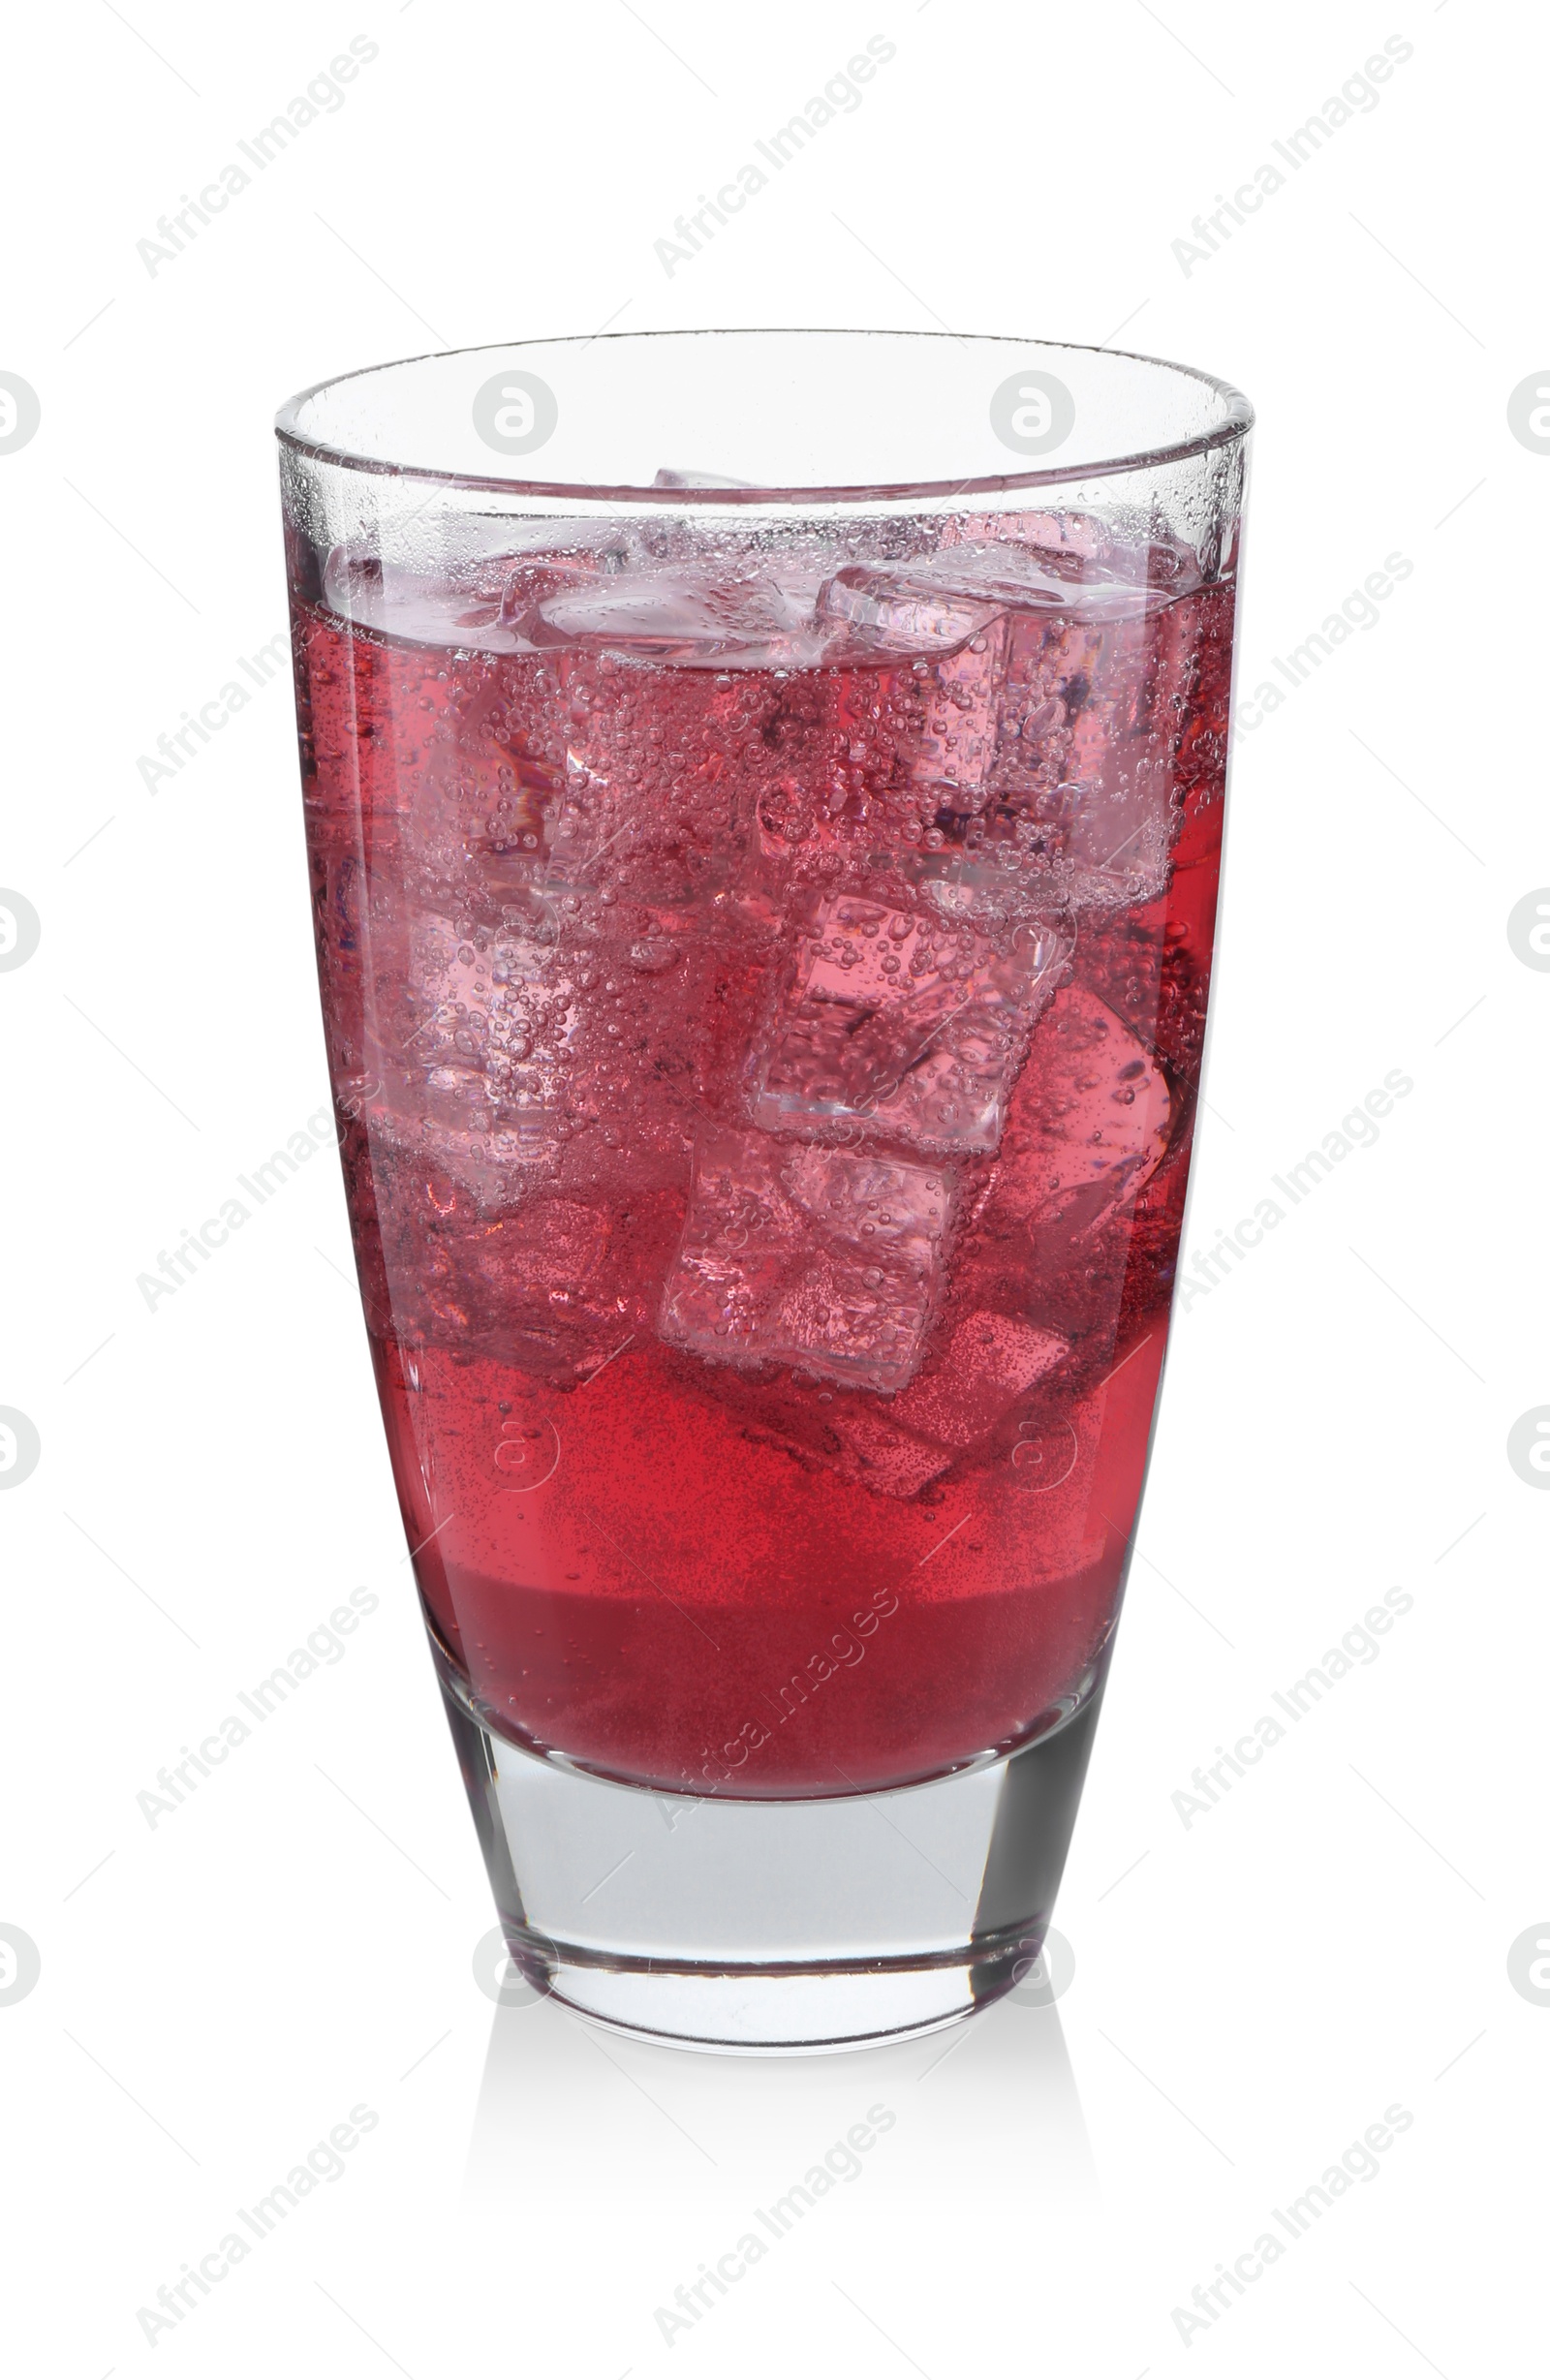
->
[2,2,1543,2372]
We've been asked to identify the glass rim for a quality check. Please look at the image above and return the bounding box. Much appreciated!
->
[273,326,1254,508]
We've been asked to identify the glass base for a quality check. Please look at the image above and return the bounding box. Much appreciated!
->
[439,1654,1103,2054]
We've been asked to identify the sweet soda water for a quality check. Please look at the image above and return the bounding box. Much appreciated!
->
[292,508,1233,1797]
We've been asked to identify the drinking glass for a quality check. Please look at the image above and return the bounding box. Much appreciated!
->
[276,330,1251,2051]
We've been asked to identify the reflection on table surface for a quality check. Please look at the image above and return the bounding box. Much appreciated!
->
[465,1987,1099,2217]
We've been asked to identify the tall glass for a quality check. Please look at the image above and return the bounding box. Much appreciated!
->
[277,332,1250,2051]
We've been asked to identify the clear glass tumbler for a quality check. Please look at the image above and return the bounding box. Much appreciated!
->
[277,330,1251,2052]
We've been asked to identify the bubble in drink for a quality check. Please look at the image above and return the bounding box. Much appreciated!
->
[293,502,1234,1794]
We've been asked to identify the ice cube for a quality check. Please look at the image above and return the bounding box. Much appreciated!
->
[536,637,789,909]
[446,1184,690,1382]
[751,889,1070,1156]
[889,1311,1068,1447]
[993,985,1171,1231]
[660,1126,952,1392]
[811,1404,951,1499]
[651,467,756,488]
[811,524,1194,670]
[744,671,931,867]
[837,1366,1108,1542]
[543,744,732,908]
[359,912,579,1201]
[520,567,830,669]
[779,1140,951,1267]
[776,1311,1069,1502]
[815,564,1005,658]
[906,515,1213,903]
[452,1193,613,1340]
[1060,758,1174,905]
[397,646,567,900]
[322,525,636,655]
[324,541,518,650]
[409,913,554,1007]
[543,757,756,917]
[360,1167,643,1381]
[908,619,1009,810]
[535,916,771,1194]
[931,516,1203,619]
[983,605,1188,909]
[407,913,570,1100]
[355,1095,559,1212]
[987,613,1104,801]
[495,551,620,637]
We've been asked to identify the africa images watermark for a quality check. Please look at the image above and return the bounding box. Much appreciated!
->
[1232,550,1413,737]
[1169,35,1415,276]
[653,2103,897,2346]
[135,1587,381,1829]
[135,633,289,793]
[1170,1584,1415,1828]
[135,38,381,274]
[1177,1067,1414,1314]
[1170,2103,1414,2346]
[135,2103,379,2347]
[653,35,897,275]
[697,1586,900,1787]
[137,1102,345,1312]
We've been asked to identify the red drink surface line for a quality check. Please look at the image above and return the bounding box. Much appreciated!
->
[293,528,1233,1797]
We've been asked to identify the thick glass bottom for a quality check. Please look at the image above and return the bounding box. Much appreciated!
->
[439,1650,1103,2054]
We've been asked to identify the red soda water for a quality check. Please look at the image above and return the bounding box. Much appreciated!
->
[292,512,1233,1797]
